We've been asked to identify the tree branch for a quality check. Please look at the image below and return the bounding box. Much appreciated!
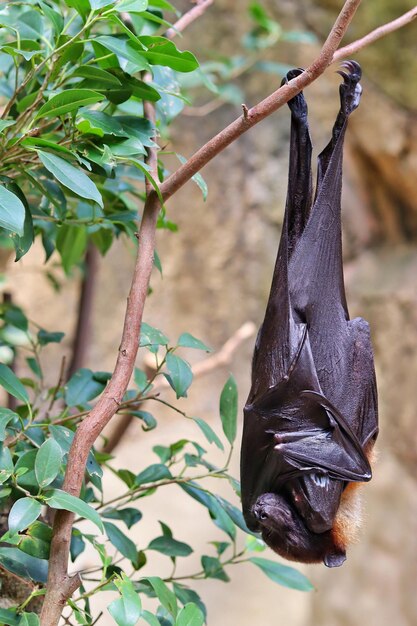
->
[333,5,417,62]
[42,0,417,622]
[165,0,214,39]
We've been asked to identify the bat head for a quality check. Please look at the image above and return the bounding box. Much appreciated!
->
[253,492,346,567]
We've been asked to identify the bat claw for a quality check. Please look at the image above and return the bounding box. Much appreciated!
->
[281,68,308,121]
[337,59,362,116]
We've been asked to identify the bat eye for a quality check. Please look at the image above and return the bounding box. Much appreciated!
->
[260,511,269,521]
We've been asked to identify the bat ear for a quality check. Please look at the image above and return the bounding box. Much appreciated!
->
[324,548,346,568]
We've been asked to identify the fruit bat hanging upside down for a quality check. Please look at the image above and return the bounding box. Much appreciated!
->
[241,61,378,568]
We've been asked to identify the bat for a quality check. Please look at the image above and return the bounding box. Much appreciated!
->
[240,61,378,568]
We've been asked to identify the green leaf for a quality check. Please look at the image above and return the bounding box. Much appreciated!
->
[8,498,42,534]
[132,410,157,431]
[176,155,208,201]
[175,603,204,626]
[214,495,255,535]
[0,547,48,583]
[0,186,25,235]
[0,608,19,626]
[140,612,160,626]
[37,329,65,345]
[201,555,229,582]
[134,463,171,486]
[37,150,103,207]
[35,89,105,119]
[192,418,223,450]
[104,521,139,565]
[77,109,127,137]
[56,224,88,274]
[102,507,142,529]
[148,536,192,557]
[14,450,38,490]
[172,585,206,621]
[0,120,15,133]
[0,363,29,404]
[145,577,177,618]
[180,483,235,539]
[116,0,148,11]
[108,574,142,626]
[45,489,104,533]
[0,409,18,441]
[18,613,40,626]
[35,439,63,488]
[219,375,237,445]
[138,37,198,72]
[177,333,212,352]
[249,557,314,591]
[139,322,168,353]
[95,36,150,71]
[165,353,192,399]
[65,368,106,406]
[13,201,34,261]
[0,445,14,484]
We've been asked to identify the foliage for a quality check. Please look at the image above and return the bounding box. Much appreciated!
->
[0,1,315,624]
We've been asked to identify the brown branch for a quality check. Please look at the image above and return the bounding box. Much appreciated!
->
[333,5,417,62]
[67,244,99,379]
[102,322,256,454]
[165,0,214,39]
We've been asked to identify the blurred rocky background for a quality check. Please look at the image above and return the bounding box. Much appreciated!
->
[3,0,417,624]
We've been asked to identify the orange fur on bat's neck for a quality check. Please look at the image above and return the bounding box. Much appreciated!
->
[332,445,376,550]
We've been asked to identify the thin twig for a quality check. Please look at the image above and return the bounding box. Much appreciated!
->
[165,0,214,39]
[101,322,256,454]
[333,5,417,62]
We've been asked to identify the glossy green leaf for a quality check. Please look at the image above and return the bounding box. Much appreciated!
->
[14,450,37,490]
[201,556,229,582]
[132,410,157,431]
[145,577,177,618]
[0,547,48,583]
[102,507,142,529]
[65,368,106,406]
[140,612,160,626]
[219,374,237,445]
[165,353,193,399]
[172,585,206,621]
[0,608,19,626]
[37,151,103,207]
[116,0,148,11]
[177,333,212,352]
[139,37,198,72]
[104,521,139,565]
[13,201,34,261]
[108,574,142,626]
[0,409,18,441]
[56,224,88,274]
[180,483,236,539]
[148,535,192,557]
[46,489,104,532]
[35,439,63,488]
[95,36,150,71]
[192,418,224,450]
[134,463,171,486]
[17,612,40,626]
[77,109,127,137]
[35,89,104,119]
[0,363,29,404]
[139,322,168,352]
[8,498,42,534]
[175,603,204,626]
[249,557,314,591]
[0,186,25,236]
[0,120,15,133]
[37,329,65,345]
